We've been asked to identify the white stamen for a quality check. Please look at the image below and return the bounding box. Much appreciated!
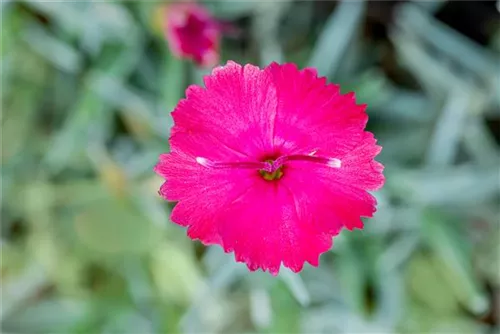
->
[308,150,318,156]
[195,156,210,167]
[327,158,342,168]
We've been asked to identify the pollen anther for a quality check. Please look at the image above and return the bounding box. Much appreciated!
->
[326,158,342,168]
[196,156,210,167]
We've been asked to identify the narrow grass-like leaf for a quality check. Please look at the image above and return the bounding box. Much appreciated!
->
[308,0,365,77]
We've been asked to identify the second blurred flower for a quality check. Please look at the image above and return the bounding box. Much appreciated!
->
[163,1,221,68]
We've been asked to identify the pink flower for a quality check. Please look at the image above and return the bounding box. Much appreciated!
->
[154,61,385,275]
[163,1,221,68]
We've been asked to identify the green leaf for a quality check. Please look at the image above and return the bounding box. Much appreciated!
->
[23,22,82,73]
[73,197,163,256]
[308,1,365,77]
[422,211,488,315]
[150,242,204,306]
[280,269,310,307]
[399,301,485,334]
[1,263,48,321]
[101,310,154,334]
[394,3,498,82]
[406,253,459,315]
[1,298,91,333]
[42,91,109,173]
[474,228,500,286]
[206,0,256,19]
[334,240,367,315]
[268,282,301,334]
[389,166,499,205]
[249,288,272,330]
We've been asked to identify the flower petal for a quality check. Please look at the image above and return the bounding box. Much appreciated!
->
[172,61,278,159]
[154,151,257,244]
[267,62,368,157]
[217,179,335,275]
[282,132,384,231]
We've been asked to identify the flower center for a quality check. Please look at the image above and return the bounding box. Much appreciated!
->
[259,160,283,181]
[195,152,342,180]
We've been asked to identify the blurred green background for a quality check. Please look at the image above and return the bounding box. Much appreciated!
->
[2,1,499,333]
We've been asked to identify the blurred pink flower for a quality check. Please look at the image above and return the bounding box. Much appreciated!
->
[154,61,385,275]
[163,1,221,67]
